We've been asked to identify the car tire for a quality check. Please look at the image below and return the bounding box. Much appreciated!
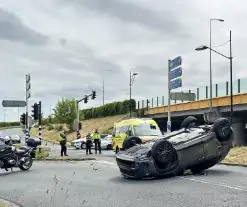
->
[151,139,178,169]
[213,118,232,142]
[81,143,86,149]
[106,144,112,150]
[181,116,198,129]
[122,136,142,150]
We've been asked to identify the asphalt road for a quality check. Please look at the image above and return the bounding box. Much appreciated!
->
[1,128,247,206]
[1,158,247,207]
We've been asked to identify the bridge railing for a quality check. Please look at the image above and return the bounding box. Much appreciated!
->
[136,78,246,109]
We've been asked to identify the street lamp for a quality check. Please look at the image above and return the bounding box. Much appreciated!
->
[195,30,233,124]
[129,71,138,117]
[102,69,111,105]
[209,18,224,112]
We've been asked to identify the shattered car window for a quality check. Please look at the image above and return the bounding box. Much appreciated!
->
[134,124,162,136]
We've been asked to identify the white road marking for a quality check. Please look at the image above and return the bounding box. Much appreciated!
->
[181,177,247,192]
[94,160,117,165]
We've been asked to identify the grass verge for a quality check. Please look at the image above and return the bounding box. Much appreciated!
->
[222,147,247,165]
[30,114,128,144]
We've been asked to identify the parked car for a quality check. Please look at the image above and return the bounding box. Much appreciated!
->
[101,135,112,150]
[71,134,112,150]
[71,137,88,149]
[10,135,21,144]
[116,116,233,179]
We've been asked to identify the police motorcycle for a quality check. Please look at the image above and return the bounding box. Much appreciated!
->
[0,136,35,172]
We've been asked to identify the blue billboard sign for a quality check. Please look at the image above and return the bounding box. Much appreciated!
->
[170,67,182,80]
[169,56,182,70]
[170,78,182,90]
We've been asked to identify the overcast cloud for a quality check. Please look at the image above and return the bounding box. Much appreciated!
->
[0,0,247,121]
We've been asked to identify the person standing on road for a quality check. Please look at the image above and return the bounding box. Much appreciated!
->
[59,132,68,156]
[76,130,81,139]
[92,129,101,154]
[86,133,93,155]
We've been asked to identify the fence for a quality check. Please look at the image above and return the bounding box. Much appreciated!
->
[137,78,244,109]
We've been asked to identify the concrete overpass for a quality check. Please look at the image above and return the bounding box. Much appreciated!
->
[138,93,247,146]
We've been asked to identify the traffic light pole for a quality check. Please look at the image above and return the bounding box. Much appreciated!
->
[75,91,96,131]
[38,101,42,140]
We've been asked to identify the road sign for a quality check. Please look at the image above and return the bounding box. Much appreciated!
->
[169,56,182,70]
[170,67,182,80]
[170,78,182,90]
[2,100,26,107]
[170,92,196,101]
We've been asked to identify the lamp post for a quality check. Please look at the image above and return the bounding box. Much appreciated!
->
[209,18,224,112]
[196,30,233,124]
[102,69,111,105]
[129,71,138,118]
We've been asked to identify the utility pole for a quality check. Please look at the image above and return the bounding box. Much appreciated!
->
[229,30,233,124]
[167,60,171,133]
[129,71,138,118]
[102,69,111,105]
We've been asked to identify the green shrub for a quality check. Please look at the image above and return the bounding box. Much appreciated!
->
[80,99,136,119]
[35,151,49,159]
[0,122,20,128]
[47,124,54,131]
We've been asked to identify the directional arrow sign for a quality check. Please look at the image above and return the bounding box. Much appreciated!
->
[170,92,196,101]
[170,78,182,90]
[170,67,182,80]
[2,100,26,107]
[169,56,182,70]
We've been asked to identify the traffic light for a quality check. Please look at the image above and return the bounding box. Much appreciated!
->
[20,113,26,125]
[84,96,88,103]
[79,122,82,130]
[31,103,39,120]
[92,90,96,99]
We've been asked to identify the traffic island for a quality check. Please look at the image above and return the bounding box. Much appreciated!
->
[0,198,22,207]
[220,146,247,167]
[34,155,96,161]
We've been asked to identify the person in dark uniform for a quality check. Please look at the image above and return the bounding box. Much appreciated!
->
[59,132,68,156]
[86,133,93,155]
[76,130,81,139]
[92,129,101,154]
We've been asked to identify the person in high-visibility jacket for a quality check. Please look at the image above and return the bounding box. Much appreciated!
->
[92,129,101,154]
[58,132,68,156]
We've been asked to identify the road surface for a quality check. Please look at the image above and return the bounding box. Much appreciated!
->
[1,128,247,206]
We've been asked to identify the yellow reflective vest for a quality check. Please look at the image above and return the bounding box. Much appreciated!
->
[92,132,101,140]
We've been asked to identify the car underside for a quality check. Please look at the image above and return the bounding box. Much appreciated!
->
[116,116,233,179]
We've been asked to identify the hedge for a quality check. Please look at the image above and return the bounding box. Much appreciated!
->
[80,99,136,119]
[0,122,20,128]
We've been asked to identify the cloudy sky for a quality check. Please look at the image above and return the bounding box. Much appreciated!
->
[0,0,246,122]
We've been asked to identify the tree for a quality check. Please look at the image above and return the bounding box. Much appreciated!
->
[53,98,76,127]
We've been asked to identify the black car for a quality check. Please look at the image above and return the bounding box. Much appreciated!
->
[116,116,233,179]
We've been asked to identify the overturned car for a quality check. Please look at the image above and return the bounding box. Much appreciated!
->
[116,116,233,179]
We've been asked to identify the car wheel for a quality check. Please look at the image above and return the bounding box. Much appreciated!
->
[151,139,178,169]
[81,143,86,149]
[213,118,232,142]
[181,116,198,129]
[122,136,142,150]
